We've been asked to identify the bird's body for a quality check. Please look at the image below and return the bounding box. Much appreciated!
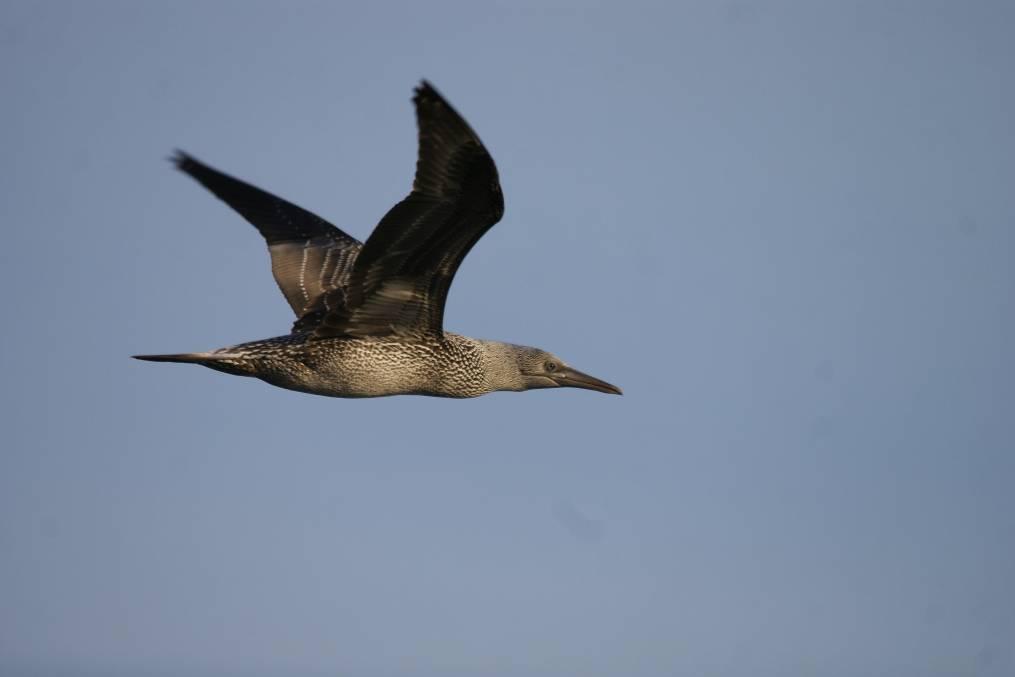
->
[153,332,525,399]
[135,82,620,398]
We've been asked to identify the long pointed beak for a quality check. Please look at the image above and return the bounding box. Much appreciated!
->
[552,367,623,395]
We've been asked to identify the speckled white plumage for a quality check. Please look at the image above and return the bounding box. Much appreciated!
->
[204,332,524,399]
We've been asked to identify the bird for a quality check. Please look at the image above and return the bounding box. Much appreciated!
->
[134,81,620,398]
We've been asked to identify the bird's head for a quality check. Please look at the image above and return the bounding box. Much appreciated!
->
[506,344,622,396]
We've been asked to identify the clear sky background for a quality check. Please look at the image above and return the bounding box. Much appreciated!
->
[2,2,1013,676]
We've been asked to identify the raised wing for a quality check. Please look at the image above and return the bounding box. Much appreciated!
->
[313,81,504,339]
[172,151,362,321]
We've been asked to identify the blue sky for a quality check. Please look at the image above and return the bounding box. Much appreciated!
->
[2,2,1013,676]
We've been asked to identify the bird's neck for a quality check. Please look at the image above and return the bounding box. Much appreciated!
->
[445,334,526,394]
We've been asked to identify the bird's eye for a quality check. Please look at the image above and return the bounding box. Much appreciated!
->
[545,361,558,373]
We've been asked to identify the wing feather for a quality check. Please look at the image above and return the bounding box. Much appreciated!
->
[172,151,362,319]
[313,81,504,338]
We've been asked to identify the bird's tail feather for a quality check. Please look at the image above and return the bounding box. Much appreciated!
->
[133,351,254,376]
[132,352,214,364]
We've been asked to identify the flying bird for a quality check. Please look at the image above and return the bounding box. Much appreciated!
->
[134,81,620,398]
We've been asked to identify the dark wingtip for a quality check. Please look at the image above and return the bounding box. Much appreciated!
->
[168,149,198,174]
[413,79,445,106]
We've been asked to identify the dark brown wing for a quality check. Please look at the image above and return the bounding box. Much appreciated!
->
[172,151,362,321]
[312,81,504,338]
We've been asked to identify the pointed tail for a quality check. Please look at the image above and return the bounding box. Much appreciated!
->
[133,351,253,377]
[132,352,214,364]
